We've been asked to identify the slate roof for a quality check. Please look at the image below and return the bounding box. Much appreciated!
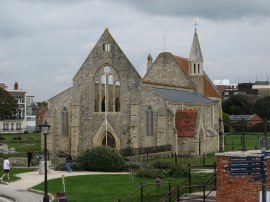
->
[149,87,214,105]
[229,115,259,121]
[189,31,203,61]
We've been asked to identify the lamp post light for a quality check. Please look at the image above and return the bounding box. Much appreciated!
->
[39,120,51,202]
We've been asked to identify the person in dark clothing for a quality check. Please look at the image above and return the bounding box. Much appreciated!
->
[65,153,72,172]
[27,150,33,167]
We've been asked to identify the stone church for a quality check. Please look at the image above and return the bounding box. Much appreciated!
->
[45,28,222,157]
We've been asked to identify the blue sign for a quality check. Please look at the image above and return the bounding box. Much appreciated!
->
[229,162,262,167]
[230,156,261,161]
[226,167,261,172]
[230,171,261,176]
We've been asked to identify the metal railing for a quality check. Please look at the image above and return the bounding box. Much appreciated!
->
[118,163,216,202]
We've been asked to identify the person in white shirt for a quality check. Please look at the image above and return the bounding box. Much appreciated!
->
[1,157,11,181]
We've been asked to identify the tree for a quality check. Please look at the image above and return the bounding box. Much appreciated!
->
[0,88,18,120]
[222,95,254,115]
[37,101,48,107]
[222,112,231,133]
[254,96,270,120]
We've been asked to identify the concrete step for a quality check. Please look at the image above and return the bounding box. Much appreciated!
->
[179,191,216,202]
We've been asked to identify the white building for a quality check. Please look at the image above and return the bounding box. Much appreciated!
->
[0,82,36,134]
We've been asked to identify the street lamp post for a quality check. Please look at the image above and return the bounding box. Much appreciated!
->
[39,120,51,202]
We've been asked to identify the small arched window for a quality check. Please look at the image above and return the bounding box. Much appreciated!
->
[193,63,196,74]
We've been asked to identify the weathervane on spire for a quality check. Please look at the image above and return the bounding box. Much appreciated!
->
[194,18,199,31]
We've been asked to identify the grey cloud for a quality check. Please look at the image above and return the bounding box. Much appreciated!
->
[110,0,270,20]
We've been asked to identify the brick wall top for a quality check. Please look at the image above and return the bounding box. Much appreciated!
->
[216,151,270,202]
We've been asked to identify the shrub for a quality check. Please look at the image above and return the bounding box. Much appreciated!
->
[135,167,168,179]
[121,146,135,157]
[151,159,171,169]
[169,165,189,178]
[54,161,84,171]
[0,137,5,140]
[124,161,142,171]
[135,168,159,179]
[77,146,125,172]
[54,163,66,171]
[12,137,22,141]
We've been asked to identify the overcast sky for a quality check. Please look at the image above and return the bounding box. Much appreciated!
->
[1,0,270,101]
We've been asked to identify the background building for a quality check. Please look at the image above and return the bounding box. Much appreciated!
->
[0,82,37,134]
[214,79,270,101]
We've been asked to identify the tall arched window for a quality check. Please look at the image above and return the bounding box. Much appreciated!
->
[94,65,121,112]
[145,106,154,136]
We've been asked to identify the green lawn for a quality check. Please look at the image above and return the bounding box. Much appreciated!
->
[32,172,213,202]
[32,174,157,202]
[224,133,269,151]
[0,167,37,182]
[0,133,41,157]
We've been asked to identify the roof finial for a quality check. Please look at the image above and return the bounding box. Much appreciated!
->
[194,18,199,32]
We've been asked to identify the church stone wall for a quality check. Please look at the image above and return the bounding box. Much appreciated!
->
[45,29,221,158]
[138,87,169,148]
[67,30,142,154]
[46,88,73,155]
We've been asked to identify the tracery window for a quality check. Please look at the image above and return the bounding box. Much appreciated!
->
[94,65,121,112]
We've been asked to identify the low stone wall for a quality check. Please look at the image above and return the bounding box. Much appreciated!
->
[0,157,41,167]
[9,157,27,167]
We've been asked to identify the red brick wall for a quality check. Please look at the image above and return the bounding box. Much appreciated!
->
[216,155,270,202]
[175,109,197,137]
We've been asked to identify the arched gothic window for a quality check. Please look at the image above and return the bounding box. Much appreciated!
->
[145,106,154,136]
[94,65,121,112]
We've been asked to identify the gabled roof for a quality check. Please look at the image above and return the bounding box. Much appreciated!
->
[189,31,203,62]
[174,56,220,98]
[143,52,195,90]
[229,115,253,121]
[149,87,214,105]
[203,73,220,98]
[229,114,263,121]
[73,28,142,81]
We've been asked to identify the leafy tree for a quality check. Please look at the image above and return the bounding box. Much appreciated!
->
[254,96,270,120]
[222,95,254,115]
[37,101,48,107]
[0,88,17,120]
[222,113,231,133]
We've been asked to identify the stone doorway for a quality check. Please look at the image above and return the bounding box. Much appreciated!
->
[102,132,116,148]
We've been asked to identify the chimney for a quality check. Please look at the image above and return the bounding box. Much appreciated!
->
[147,54,153,71]
[14,82,18,90]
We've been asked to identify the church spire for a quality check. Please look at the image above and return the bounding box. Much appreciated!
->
[188,19,204,78]
[189,24,203,62]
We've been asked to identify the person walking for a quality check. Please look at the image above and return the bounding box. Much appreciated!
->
[27,150,33,167]
[1,157,11,181]
[155,176,161,188]
[65,152,72,173]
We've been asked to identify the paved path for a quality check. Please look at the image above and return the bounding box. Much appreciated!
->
[0,169,128,202]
